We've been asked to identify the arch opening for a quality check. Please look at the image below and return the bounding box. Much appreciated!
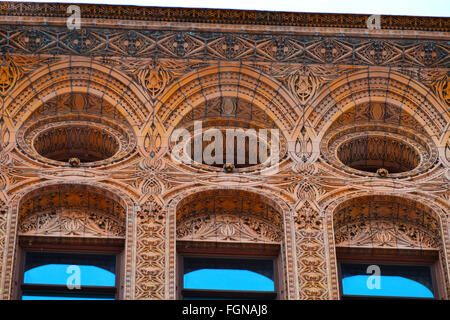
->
[16,93,137,167]
[15,183,127,300]
[176,189,284,300]
[337,135,420,174]
[321,102,438,177]
[33,124,119,163]
[170,97,287,172]
[332,195,444,299]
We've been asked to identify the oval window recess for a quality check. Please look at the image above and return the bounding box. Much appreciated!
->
[33,125,119,164]
[337,136,420,174]
[171,127,285,171]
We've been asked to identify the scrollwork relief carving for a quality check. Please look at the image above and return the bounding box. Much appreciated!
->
[177,213,281,243]
[19,208,125,238]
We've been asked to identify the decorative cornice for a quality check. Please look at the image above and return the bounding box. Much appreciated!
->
[0,2,449,32]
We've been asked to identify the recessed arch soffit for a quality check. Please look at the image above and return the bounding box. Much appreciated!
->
[28,92,128,123]
[18,184,127,239]
[333,195,442,250]
[177,96,277,130]
[155,65,300,136]
[308,70,449,143]
[3,57,152,128]
[176,189,283,244]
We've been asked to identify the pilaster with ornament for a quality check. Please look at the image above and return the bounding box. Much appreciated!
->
[134,157,168,299]
[290,162,332,300]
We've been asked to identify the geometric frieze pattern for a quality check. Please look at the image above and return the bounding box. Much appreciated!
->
[0,26,447,68]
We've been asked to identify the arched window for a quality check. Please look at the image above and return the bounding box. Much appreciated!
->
[15,185,127,300]
[334,196,443,299]
[176,190,283,299]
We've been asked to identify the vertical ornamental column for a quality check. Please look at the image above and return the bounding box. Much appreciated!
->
[134,197,166,299]
[291,163,331,299]
[295,202,329,299]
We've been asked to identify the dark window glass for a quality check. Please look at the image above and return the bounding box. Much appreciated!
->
[341,263,434,298]
[183,257,275,292]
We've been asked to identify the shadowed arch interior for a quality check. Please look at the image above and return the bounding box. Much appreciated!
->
[176,189,283,244]
[18,184,127,239]
[333,195,441,250]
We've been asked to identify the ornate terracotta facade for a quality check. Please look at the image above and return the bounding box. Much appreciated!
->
[0,2,448,299]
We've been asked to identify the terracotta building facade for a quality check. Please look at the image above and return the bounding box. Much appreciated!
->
[0,2,448,299]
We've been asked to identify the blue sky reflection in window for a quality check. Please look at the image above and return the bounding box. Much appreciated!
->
[341,263,434,298]
[22,252,116,300]
[183,257,275,292]
[24,264,115,286]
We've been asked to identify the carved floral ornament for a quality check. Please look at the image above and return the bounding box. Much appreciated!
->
[272,65,359,106]
[418,69,450,106]
[134,195,166,300]
[432,74,450,105]
[0,55,56,98]
[136,66,172,99]
[177,213,281,243]
[129,59,197,100]
[0,58,19,96]
[19,208,125,238]
[286,72,324,105]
